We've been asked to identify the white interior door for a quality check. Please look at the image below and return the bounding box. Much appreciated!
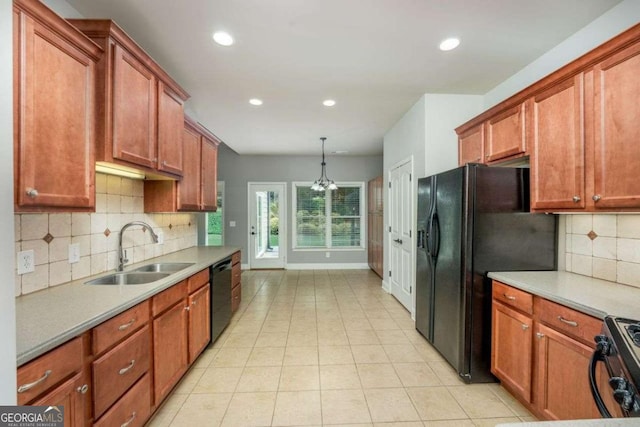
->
[389,160,413,311]
[248,183,286,269]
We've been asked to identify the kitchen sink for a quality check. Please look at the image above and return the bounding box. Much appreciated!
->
[132,262,194,273]
[85,272,170,285]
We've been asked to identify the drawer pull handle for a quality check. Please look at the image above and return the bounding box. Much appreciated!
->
[557,316,578,327]
[503,294,516,301]
[118,318,136,331]
[536,333,545,339]
[521,324,529,330]
[118,360,136,375]
[77,384,88,394]
[121,411,136,427]
[17,369,52,393]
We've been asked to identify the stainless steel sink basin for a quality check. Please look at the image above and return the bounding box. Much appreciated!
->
[132,262,194,273]
[85,272,170,285]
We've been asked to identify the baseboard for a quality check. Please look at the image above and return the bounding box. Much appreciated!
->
[241,263,250,270]
[285,263,370,270]
[381,280,391,293]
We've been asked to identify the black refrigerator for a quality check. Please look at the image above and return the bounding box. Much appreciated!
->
[415,164,557,383]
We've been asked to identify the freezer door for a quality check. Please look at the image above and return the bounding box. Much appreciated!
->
[415,177,433,339]
[431,166,465,373]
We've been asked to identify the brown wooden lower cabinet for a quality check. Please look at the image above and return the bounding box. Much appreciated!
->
[32,372,87,427]
[152,294,189,404]
[491,280,610,420]
[231,252,242,313]
[93,374,150,427]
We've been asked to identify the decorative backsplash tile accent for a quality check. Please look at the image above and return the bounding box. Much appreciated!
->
[14,173,198,296]
[564,214,640,288]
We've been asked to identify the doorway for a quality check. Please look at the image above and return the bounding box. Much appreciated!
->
[388,159,413,312]
[248,183,286,269]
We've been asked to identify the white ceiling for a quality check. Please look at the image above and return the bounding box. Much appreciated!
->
[65,0,620,155]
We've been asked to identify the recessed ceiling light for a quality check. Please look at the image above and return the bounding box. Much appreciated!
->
[323,99,336,107]
[213,31,234,46]
[249,98,263,106]
[439,37,460,51]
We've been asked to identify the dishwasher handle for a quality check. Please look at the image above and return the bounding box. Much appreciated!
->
[212,258,232,273]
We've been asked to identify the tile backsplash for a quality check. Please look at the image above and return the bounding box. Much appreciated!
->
[14,173,198,296]
[564,214,640,288]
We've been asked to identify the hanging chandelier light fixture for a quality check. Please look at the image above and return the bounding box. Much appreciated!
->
[311,137,338,191]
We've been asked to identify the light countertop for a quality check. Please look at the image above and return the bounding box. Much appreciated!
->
[488,271,640,321]
[16,246,239,366]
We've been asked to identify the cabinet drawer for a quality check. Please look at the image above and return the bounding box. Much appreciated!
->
[93,325,150,418]
[232,285,241,313]
[232,264,241,288]
[231,251,240,265]
[534,298,602,346]
[93,301,150,355]
[492,281,533,315]
[187,268,209,294]
[17,336,83,405]
[152,280,187,316]
[94,374,151,427]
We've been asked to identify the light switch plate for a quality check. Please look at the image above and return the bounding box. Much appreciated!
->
[68,243,80,264]
[17,250,35,274]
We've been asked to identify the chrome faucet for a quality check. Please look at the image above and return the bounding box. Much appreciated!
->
[118,221,159,271]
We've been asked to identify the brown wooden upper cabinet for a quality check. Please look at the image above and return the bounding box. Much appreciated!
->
[485,103,526,163]
[456,23,640,212]
[68,19,189,178]
[457,123,484,165]
[144,116,220,212]
[13,0,102,212]
[529,74,585,211]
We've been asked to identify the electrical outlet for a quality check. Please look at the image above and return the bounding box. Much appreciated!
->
[17,250,35,274]
[325,252,330,258]
[68,243,80,264]
[230,221,236,227]
[156,231,164,244]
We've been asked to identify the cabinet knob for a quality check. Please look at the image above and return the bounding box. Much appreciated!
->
[572,195,581,203]
[184,306,190,311]
[592,194,601,202]
[76,384,88,394]
[26,188,39,198]
[521,324,529,331]
[536,333,545,339]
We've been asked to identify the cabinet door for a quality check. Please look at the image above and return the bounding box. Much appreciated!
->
[491,301,533,403]
[529,74,585,211]
[157,82,184,176]
[200,136,219,211]
[458,123,485,165]
[534,323,600,420]
[177,124,201,211]
[188,284,211,363]
[32,372,87,427]
[15,11,95,210]
[592,42,640,209]
[485,103,526,163]
[153,301,188,404]
[112,44,157,169]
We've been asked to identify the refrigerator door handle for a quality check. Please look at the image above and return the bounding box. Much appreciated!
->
[432,212,441,259]
[426,215,434,256]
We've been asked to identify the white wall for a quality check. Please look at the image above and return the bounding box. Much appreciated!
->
[1,0,17,404]
[382,94,483,302]
[424,94,483,177]
[484,0,640,108]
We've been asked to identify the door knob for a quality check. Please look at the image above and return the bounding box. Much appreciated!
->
[251,232,256,235]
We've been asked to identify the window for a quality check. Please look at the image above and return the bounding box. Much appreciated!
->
[293,182,364,249]
[206,181,224,245]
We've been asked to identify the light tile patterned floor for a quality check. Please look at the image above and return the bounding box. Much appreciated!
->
[147,269,536,427]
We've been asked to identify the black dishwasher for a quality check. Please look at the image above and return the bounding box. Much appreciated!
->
[209,257,232,345]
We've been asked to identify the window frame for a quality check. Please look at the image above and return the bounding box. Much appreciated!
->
[291,181,366,251]
[206,180,224,246]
